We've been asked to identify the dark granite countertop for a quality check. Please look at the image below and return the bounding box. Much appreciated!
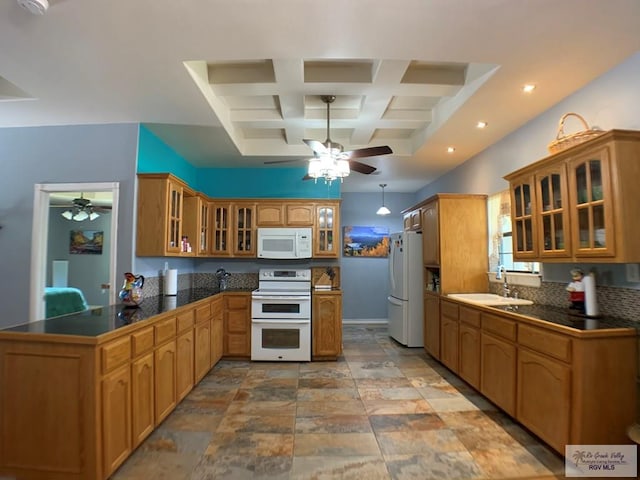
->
[486,303,638,332]
[1,288,254,338]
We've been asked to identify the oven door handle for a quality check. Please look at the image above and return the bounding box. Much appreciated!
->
[251,319,310,325]
[251,295,310,301]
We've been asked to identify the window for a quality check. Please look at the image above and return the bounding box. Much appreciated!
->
[488,190,539,274]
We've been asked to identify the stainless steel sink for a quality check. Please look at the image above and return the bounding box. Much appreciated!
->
[447,293,533,306]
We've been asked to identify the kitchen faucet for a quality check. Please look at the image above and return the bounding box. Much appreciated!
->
[498,266,510,297]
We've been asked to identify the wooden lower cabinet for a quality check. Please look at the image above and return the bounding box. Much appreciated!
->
[211,298,224,366]
[458,324,481,389]
[223,293,251,357]
[154,339,177,424]
[131,352,155,448]
[440,301,459,372]
[439,300,637,455]
[517,348,571,452]
[176,330,194,402]
[0,294,232,480]
[423,293,440,359]
[312,291,342,360]
[195,320,212,382]
[101,364,132,478]
[480,331,517,416]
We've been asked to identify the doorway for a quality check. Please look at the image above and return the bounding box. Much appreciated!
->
[30,182,120,322]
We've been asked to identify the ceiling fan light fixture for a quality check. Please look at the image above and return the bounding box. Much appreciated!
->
[61,210,73,220]
[73,210,89,222]
[376,184,391,216]
[307,154,350,184]
[89,211,100,221]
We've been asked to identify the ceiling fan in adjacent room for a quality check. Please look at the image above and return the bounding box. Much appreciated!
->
[51,193,111,221]
[265,95,393,183]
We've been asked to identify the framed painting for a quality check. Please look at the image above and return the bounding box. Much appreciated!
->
[343,226,390,257]
[70,230,104,254]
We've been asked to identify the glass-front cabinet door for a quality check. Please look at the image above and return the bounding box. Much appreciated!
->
[535,166,570,258]
[198,197,210,255]
[509,175,537,259]
[314,203,340,257]
[211,202,231,256]
[166,180,183,254]
[567,148,615,258]
[233,202,256,256]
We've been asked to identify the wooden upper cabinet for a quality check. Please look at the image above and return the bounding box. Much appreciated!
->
[256,203,285,226]
[567,147,615,259]
[136,173,342,258]
[403,209,422,231]
[535,164,571,259]
[136,173,195,257]
[256,202,315,227]
[183,193,211,256]
[210,201,231,256]
[505,130,640,262]
[314,202,341,257]
[286,203,315,226]
[232,202,256,256]
[509,174,537,260]
[421,201,439,265]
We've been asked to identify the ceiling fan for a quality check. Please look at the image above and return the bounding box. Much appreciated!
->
[265,95,393,179]
[51,193,111,221]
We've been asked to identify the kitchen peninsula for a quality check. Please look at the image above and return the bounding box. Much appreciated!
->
[0,289,238,480]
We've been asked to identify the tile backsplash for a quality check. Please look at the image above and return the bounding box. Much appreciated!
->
[489,281,640,322]
[140,273,258,297]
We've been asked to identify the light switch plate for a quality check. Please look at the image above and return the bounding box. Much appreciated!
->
[625,264,640,283]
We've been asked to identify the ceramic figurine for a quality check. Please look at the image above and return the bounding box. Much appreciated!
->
[566,268,585,312]
[119,272,145,307]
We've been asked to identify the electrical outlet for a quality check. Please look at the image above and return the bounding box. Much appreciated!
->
[625,264,640,283]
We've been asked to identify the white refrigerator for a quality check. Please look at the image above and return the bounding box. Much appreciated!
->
[387,231,424,347]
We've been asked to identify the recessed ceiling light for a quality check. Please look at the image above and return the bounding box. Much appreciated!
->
[476,121,488,129]
[522,84,536,93]
[447,147,455,153]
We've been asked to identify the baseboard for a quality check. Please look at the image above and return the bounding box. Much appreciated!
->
[342,318,388,325]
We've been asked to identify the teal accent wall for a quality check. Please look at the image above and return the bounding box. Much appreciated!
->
[137,125,198,186]
[136,125,340,199]
[195,168,340,199]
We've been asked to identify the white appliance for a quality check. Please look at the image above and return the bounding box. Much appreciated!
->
[257,227,312,259]
[387,231,424,347]
[251,268,312,361]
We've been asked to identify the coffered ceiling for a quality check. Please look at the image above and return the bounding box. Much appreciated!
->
[1,0,639,192]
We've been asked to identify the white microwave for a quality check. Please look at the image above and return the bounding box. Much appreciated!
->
[257,227,312,259]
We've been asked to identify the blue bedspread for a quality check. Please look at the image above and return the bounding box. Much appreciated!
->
[45,287,89,318]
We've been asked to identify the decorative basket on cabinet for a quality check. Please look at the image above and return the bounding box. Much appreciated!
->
[547,112,604,154]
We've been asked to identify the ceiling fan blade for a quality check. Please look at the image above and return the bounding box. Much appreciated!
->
[302,174,313,181]
[303,139,328,155]
[343,145,392,159]
[349,160,377,175]
[263,158,304,165]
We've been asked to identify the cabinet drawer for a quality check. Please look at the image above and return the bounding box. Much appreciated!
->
[482,313,516,341]
[440,300,459,321]
[101,336,131,374]
[225,294,249,310]
[460,306,481,328]
[518,324,572,363]
[155,317,177,345]
[176,310,194,332]
[131,326,154,357]
[195,303,211,323]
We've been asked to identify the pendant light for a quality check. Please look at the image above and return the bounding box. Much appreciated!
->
[376,184,391,216]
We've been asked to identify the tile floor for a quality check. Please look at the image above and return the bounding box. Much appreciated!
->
[111,325,568,479]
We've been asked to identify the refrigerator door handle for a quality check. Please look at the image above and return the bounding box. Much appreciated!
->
[387,295,404,306]
[389,240,396,292]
